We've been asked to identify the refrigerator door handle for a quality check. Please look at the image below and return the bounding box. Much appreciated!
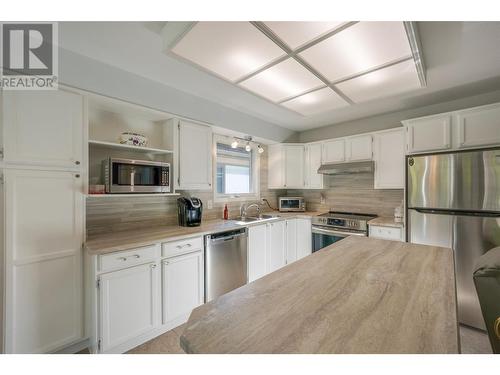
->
[414,208,500,217]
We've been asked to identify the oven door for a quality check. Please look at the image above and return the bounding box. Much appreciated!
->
[312,226,366,252]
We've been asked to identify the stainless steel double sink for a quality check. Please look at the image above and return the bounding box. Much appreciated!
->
[232,214,279,225]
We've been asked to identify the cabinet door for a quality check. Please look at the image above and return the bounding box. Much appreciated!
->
[285,219,297,264]
[456,105,500,148]
[346,134,372,161]
[284,145,304,188]
[296,219,312,260]
[267,221,286,273]
[162,251,204,325]
[305,143,323,189]
[178,120,212,190]
[99,263,160,352]
[4,169,84,353]
[322,139,345,163]
[373,129,405,189]
[406,115,452,153]
[267,144,284,189]
[2,90,84,168]
[248,224,268,282]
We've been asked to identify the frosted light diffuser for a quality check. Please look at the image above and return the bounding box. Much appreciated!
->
[264,21,345,49]
[299,22,412,82]
[239,58,324,102]
[281,87,349,115]
[172,22,285,82]
[336,59,421,103]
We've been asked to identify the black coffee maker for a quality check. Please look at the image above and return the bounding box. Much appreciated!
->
[177,197,203,227]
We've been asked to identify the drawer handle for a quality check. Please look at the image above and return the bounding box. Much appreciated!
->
[118,257,127,261]
[176,243,192,249]
[132,254,140,259]
[150,264,157,269]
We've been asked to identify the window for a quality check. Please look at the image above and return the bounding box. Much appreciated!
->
[214,136,260,200]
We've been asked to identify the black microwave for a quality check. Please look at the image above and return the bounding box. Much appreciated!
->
[103,157,170,194]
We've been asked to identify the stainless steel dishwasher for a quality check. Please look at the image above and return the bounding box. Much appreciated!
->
[204,227,248,302]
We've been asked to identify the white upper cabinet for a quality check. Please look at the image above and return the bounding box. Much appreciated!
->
[404,114,452,154]
[403,102,500,154]
[346,134,373,161]
[304,143,323,189]
[455,104,500,148]
[178,120,212,190]
[284,145,305,188]
[267,144,284,189]
[322,139,345,163]
[1,89,85,169]
[373,128,405,189]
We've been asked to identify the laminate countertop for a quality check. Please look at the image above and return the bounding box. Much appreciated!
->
[85,211,322,255]
[368,216,404,228]
[180,236,459,354]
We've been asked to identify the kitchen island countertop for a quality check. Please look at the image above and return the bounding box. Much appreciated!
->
[180,236,459,354]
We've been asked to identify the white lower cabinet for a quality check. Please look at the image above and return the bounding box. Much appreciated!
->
[98,262,160,353]
[295,219,312,260]
[162,251,204,325]
[369,225,404,242]
[93,238,204,353]
[268,221,286,273]
[248,224,268,282]
[248,218,312,282]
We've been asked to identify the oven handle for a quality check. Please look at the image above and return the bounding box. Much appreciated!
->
[311,226,366,237]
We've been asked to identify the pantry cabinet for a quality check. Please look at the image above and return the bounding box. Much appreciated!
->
[304,143,323,189]
[161,251,204,325]
[373,128,405,189]
[3,169,84,354]
[1,89,85,169]
[98,262,160,352]
[177,120,213,190]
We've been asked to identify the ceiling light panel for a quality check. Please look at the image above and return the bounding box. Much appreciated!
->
[335,59,421,103]
[239,58,324,102]
[171,22,286,82]
[264,21,345,50]
[299,22,412,82]
[281,87,349,115]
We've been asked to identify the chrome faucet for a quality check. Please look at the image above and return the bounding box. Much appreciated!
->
[240,203,261,218]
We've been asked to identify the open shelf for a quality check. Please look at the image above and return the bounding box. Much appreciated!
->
[86,193,180,198]
[88,140,173,154]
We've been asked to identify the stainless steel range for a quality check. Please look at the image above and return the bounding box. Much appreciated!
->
[311,211,377,252]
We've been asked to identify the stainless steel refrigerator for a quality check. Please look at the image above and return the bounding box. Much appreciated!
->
[407,148,500,330]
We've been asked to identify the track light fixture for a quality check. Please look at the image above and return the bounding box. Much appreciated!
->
[228,135,265,154]
[231,139,239,148]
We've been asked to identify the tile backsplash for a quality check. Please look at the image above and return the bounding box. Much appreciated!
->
[287,173,403,217]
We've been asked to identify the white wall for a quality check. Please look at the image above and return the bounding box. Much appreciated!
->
[298,88,500,142]
[58,48,296,143]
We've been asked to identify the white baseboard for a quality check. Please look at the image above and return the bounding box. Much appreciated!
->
[53,338,90,354]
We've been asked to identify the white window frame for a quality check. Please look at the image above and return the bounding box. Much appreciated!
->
[213,134,260,202]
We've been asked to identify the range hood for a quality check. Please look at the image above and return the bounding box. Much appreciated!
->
[317,161,374,175]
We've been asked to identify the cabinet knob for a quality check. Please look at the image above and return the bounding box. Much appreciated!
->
[75,174,80,178]
[75,161,80,165]
[151,264,157,269]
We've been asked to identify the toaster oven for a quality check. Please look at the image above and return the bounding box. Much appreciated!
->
[278,197,306,212]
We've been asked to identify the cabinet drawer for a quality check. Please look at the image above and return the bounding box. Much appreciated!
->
[369,225,402,241]
[162,236,203,258]
[98,244,160,272]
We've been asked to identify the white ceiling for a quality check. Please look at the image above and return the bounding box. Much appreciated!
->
[58,21,500,132]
